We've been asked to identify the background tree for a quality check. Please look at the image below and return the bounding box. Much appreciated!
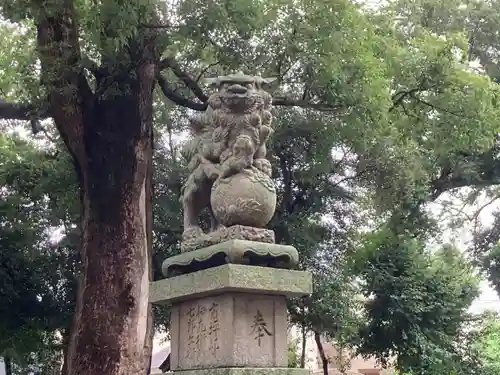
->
[1,0,500,374]
[473,312,500,375]
[0,132,77,374]
[355,223,481,374]
[0,1,385,373]
[370,0,500,295]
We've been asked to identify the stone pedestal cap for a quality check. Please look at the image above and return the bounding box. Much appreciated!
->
[163,239,299,278]
[150,264,312,304]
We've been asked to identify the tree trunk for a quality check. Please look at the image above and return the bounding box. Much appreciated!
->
[300,324,307,368]
[0,3,161,374]
[4,355,12,375]
[314,331,329,375]
[63,62,156,375]
[61,326,71,375]
[62,268,83,375]
[144,115,155,375]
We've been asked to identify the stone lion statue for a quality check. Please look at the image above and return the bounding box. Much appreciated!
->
[179,72,277,251]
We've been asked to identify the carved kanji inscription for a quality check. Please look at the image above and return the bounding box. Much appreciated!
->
[250,309,273,346]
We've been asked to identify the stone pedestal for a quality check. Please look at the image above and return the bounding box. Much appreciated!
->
[151,249,312,375]
[170,293,287,370]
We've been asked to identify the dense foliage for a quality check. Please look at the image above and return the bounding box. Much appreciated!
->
[1,0,500,374]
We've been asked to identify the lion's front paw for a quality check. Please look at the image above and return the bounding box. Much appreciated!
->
[253,158,272,176]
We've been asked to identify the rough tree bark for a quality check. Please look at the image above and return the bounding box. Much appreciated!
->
[32,3,157,375]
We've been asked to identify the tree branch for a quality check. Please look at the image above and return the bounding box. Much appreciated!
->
[0,100,62,143]
[79,56,103,79]
[140,23,171,29]
[471,194,500,225]
[159,57,209,102]
[430,153,500,201]
[389,82,440,113]
[0,100,50,121]
[195,61,221,82]
[155,61,346,113]
[432,175,500,200]
[36,2,92,164]
[272,98,344,112]
[389,87,424,112]
[157,74,207,111]
[411,94,470,118]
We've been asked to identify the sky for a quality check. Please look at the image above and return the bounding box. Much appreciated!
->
[427,194,500,313]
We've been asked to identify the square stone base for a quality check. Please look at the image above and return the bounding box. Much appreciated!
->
[151,264,312,304]
[170,293,288,370]
[171,368,311,375]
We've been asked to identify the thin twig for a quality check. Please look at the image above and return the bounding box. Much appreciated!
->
[195,62,221,82]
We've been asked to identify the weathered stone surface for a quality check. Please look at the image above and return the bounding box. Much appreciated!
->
[181,225,275,253]
[150,264,312,304]
[167,239,298,277]
[179,73,278,250]
[170,293,288,370]
[211,169,276,228]
[171,368,311,375]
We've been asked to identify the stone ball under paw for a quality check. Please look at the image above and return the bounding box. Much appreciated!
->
[211,168,276,228]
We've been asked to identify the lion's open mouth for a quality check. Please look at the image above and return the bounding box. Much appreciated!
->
[221,95,263,112]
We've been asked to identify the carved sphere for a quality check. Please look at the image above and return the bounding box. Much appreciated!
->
[211,169,277,228]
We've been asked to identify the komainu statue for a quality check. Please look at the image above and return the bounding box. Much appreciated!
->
[180,72,277,252]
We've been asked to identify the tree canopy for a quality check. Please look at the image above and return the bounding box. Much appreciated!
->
[1,0,500,374]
